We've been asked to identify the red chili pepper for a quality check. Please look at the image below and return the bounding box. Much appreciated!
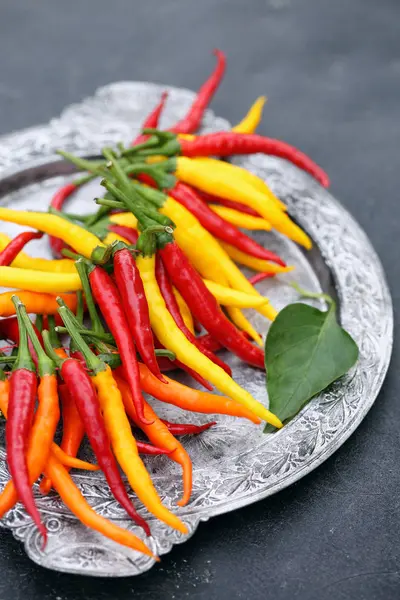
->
[0,231,43,266]
[169,49,226,134]
[249,272,275,285]
[159,241,265,369]
[155,254,232,375]
[42,332,150,536]
[169,182,285,265]
[196,188,260,217]
[152,335,213,391]
[178,133,330,187]
[136,441,171,456]
[6,298,46,543]
[196,331,252,353]
[0,316,42,367]
[132,92,168,146]
[48,183,78,258]
[109,224,139,245]
[162,420,216,435]
[88,264,150,425]
[113,244,165,382]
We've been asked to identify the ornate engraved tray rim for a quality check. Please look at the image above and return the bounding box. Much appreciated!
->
[0,81,393,577]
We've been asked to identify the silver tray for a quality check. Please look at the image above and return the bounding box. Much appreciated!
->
[0,82,393,577]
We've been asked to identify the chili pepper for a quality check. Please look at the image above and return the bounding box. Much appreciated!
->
[226,306,263,347]
[0,208,105,258]
[58,306,187,533]
[0,231,43,266]
[0,233,76,272]
[167,181,285,264]
[153,334,213,390]
[87,263,150,425]
[169,49,226,134]
[172,287,194,334]
[6,297,46,542]
[249,272,275,285]
[156,254,232,375]
[51,445,100,470]
[45,455,157,558]
[137,252,281,427]
[159,239,274,358]
[208,204,272,231]
[220,241,294,274]
[48,175,94,258]
[0,302,58,523]
[202,279,270,308]
[137,363,260,423]
[115,373,192,506]
[0,266,81,294]
[132,92,169,146]
[109,223,139,244]
[113,243,165,383]
[191,189,259,216]
[232,96,267,133]
[136,441,171,456]
[166,156,311,248]
[43,329,151,536]
[174,132,330,186]
[162,420,216,435]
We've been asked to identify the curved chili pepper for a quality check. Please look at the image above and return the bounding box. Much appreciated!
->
[169,49,226,134]
[109,224,139,245]
[169,182,285,265]
[249,272,275,285]
[49,183,77,258]
[178,133,330,187]
[196,188,260,216]
[159,241,265,369]
[44,455,156,558]
[43,330,151,536]
[0,231,43,266]
[113,244,165,382]
[162,420,216,435]
[153,334,213,390]
[0,291,78,318]
[6,297,46,543]
[155,254,232,375]
[137,363,260,423]
[132,92,168,146]
[136,441,170,456]
[88,264,150,425]
[115,372,192,506]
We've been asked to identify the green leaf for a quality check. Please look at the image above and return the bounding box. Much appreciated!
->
[264,290,358,432]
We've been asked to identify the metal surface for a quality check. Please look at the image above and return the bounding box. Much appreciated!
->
[0,82,393,576]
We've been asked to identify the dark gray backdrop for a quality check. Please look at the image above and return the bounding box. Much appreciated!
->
[0,1,399,599]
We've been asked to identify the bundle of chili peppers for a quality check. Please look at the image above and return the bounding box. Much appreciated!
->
[0,50,329,558]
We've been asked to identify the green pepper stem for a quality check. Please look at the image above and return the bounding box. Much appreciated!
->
[95,197,125,209]
[42,331,64,368]
[47,315,61,348]
[75,290,84,325]
[57,303,105,374]
[74,259,105,335]
[122,136,160,155]
[55,326,114,344]
[11,296,36,373]
[290,282,334,308]
[73,172,97,187]
[35,314,44,333]
[154,348,176,361]
[57,151,106,175]
[0,356,16,364]
[61,248,83,261]
[84,203,111,228]
[13,298,54,377]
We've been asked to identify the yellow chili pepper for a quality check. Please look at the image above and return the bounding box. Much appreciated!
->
[174,158,312,245]
[173,287,194,334]
[202,279,269,308]
[109,212,138,229]
[226,306,263,346]
[221,242,295,274]
[0,232,76,273]
[0,266,81,293]
[137,254,282,428]
[232,96,267,134]
[0,209,105,258]
[91,365,187,533]
[208,204,272,230]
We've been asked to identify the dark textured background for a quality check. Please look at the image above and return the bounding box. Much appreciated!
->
[0,1,399,598]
